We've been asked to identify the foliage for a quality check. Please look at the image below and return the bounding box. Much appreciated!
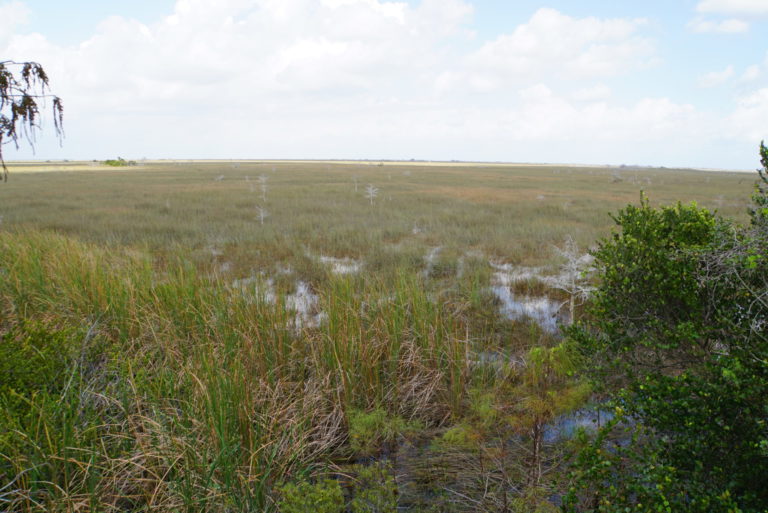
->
[276,463,396,513]
[103,156,136,166]
[750,140,768,227]
[0,321,79,443]
[509,342,590,488]
[276,479,345,513]
[439,423,481,449]
[565,150,768,512]
[346,463,398,513]
[0,321,77,400]
[0,60,63,180]
[347,408,421,457]
[424,342,589,512]
[572,195,718,386]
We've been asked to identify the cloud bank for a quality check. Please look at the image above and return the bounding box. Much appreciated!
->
[1,0,766,168]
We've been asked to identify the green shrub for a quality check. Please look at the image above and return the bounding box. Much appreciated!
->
[347,408,421,457]
[0,321,78,415]
[276,479,344,513]
[347,463,397,513]
[438,424,480,449]
[103,157,136,166]
[276,464,397,513]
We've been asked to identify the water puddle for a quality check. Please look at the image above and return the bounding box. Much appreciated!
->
[490,262,548,283]
[319,255,362,275]
[422,247,441,278]
[490,267,567,333]
[468,350,526,373]
[285,281,325,329]
[231,275,276,303]
[230,276,324,329]
[544,409,614,443]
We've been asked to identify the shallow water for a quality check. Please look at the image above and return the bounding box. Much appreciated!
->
[492,285,565,333]
[231,275,276,303]
[319,255,362,274]
[231,276,324,328]
[286,281,325,329]
[422,246,441,278]
[489,261,580,333]
[490,272,566,333]
[543,409,614,443]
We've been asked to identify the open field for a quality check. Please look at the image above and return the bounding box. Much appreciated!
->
[0,160,752,267]
[0,160,758,512]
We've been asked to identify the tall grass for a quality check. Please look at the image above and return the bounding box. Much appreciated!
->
[0,161,753,510]
[0,230,476,511]
[0,161,750,273]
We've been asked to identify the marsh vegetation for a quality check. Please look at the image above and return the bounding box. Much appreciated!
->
[0,160,756,511]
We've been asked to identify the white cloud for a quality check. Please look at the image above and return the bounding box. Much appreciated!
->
[741,64,761,81]
[0,0,28,46]
[572,84,612,101]
[730,88,768,140]
[436,8,655,95]
[738,52,768,82]
[696,0,768,15]
[698,65,735,87]
[503,91,702,143]
[687,17,749,33]
[474,9,651,77]
[0,0,756,168]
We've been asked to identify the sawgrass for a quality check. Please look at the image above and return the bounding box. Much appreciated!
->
[0,160,756,511]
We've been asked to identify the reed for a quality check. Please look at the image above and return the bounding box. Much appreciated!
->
[0,230,481,511]
[0,160,753,510]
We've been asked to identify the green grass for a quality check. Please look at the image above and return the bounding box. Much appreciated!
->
[0,161,751,271]
[0,160,757,511]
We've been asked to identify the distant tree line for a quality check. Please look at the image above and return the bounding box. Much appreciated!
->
[103,157,137,167]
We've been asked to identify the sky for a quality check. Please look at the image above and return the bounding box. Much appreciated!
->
[1,0,767,169]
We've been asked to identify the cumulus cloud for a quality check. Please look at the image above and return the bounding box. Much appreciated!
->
[696,0,768,15]
[741,64,761,81]
[0,0,28,46]
[0,0,755,167]
[687,17,749,33]
[504,90,702,143]
[730,88,768,140]
[572,84,612,102]
[437,8,654,94]
[699,65,735,87]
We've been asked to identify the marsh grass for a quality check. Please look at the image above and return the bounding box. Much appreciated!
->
[0,161,750,271]
[0,230,476,511]
[0,161,754,511]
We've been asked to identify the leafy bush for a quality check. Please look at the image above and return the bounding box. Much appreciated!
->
[566,154,768,512]
[347,408,421,457]
[277,479,345,513]
[103,157,136,166]
[347,463,397,513]
[0,321,78,416]
[439,424,481,449]
[276,463,397,513]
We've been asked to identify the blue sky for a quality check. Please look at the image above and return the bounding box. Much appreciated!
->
[1,0,767,168]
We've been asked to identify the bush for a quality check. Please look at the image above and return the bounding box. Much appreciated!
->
[103,157,136,167]
[566,164,768,512]
[0,321,78,416]
[347,408,421,457]
[276,463,397,513]
[277,479,345,513]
